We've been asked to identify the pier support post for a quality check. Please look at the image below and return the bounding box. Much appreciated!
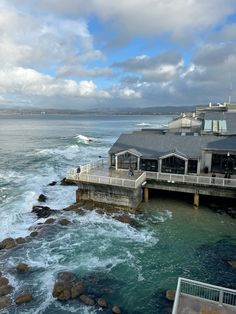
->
[76,190,81,203]
[194,192,199,207]
[144,187,149,202]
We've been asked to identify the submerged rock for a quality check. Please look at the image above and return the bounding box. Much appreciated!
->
[112,305,122,314]
[227,260,236,268]
[15,293,32,305]
[0,296,11,310]
[0,285,13,297]
[48,181,57,186]
[15,237,26,245]
[0,238,17,250]
[166,289,176,301]
[16,263,29,273]
[79,294,95,306]
[32,205,55,219]
[30,231,38,237]
[44,218,55,224]
[58,218,71,226]
[97,298,108,308]
[114,214,136,226]
[38,194,47,202]
[226,208,236,219]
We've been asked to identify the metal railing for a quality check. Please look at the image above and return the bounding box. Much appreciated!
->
[172,277,236,314]
[66,160,106,181]
[146,172,236,188]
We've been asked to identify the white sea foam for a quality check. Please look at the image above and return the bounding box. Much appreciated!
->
[36,145,81,160]
[75,134,95,145]
[136,122,152,126]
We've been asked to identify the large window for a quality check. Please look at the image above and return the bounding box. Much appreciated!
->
[161,155,185,174]
[212,154,236,174]
[140,159,158,172]
[117,153,138,170]
[188,159,198,173]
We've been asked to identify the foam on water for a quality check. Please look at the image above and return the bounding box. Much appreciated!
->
[75,134,96,145]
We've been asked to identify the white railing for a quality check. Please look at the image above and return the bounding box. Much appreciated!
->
[66,159,106,181]
[78,172,146,189]
[146,172,236,188]
[172,277,236,314]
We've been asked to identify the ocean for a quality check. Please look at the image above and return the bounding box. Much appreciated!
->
[0,113,236,314]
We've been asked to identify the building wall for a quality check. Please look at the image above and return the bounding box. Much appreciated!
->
[202,152,212,171]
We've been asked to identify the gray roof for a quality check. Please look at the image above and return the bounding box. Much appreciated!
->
[109,131,236,159]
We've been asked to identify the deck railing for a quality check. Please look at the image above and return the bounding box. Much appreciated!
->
[172,277,236,314]
[146,172,236,188]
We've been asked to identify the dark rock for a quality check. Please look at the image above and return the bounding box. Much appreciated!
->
[15,293,32,304]
[60,178,76,186]
[166,289,176,301]
[15,237,26,245]
[112,305,122,314]
[45,218,55,224]
[30,231,38,237]
[114,214,135,225]
[57,272,76,283]
[0,296,11,309]
[58,219,71,226]
[79,294,95,306]
[48,181,57,186]
[97,298,108,308]
[227,260,236,268]
[226,208,236,218]
[0,238,17,250]
[71,282,85,298]
[0,278,9,287]
[52,272,78,301]
[38,194,47,202]
[16,263,29,273]
[32,205,55,219]
[0,285,13,296]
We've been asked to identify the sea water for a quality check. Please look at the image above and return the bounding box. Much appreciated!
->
[0,114,236,314]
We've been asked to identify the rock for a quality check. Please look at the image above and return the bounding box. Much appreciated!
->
[227,260,236,268]
[30,231,38,237]
[48,181,57,186]
[52,272,78,301]
[226,208,236,218]
[0,238,17,250]
[71,282,85,298]
[114,214,135,225]
[15,293,32,305]
[16,263,29,273]
[38,194,47,202]
[166,289,176,301]
[45,218,55,224]
[97,298,108,308]
[60,178,76,186]
[0,296,11,309]
[32,205,55,219]
[0,278,9,287]
[0,285,13,296]
[58,219,71,226]
[112,305,122,314]
[15,237,26,245]
[79,294,95,306]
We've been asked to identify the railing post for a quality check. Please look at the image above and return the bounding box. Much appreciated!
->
[172,278,182,314]
[219,289,223,305]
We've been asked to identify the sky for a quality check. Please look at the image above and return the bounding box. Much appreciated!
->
[0,0,236,110]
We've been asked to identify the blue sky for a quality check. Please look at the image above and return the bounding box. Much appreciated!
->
[0,0,236,109]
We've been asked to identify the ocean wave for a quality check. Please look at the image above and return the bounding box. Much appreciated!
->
[75,134,96,145]
[136,122,152,126]
[36,145,81,160]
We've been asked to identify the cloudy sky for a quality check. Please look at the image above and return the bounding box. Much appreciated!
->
[1,0,236,110]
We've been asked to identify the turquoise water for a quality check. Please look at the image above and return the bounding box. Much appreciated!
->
[0,114,236,314]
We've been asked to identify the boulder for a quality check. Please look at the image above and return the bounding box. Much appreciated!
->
[166,289,176,301]
[112,305,122,314]
[52,272,79,301]
[58,219,71,226]
[16,263,29,273]
[0,278,9,287]
[45,218,55,224]
[97,298,108,308]
[114,214,135,226]
[30,231,38,237]
[48,181,57,186]
[227,260,236,268]
[60,178,76,186]
[79,294,95,306]
[38,194,47,202]
[32,205,55,219]
[0,296,11,310]
[71,282,85,298]
[0,238,17,250]
[0,285,13,296]
[15,237,26,245]
[15,293,32,305]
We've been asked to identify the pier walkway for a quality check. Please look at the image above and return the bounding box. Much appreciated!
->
[172,278,236,314]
